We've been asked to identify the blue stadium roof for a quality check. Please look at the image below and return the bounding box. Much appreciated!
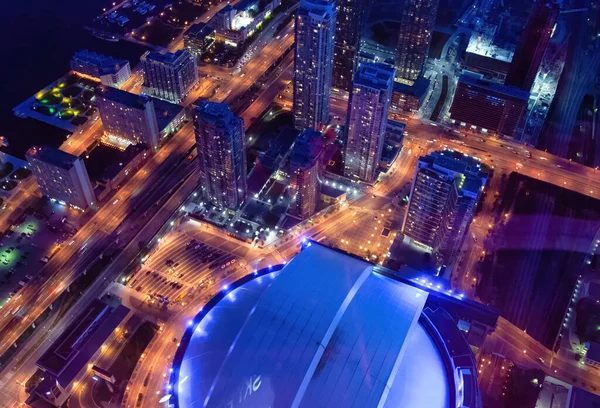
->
[174,243,478,408]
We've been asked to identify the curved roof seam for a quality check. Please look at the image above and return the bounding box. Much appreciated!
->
[291,265,373,408]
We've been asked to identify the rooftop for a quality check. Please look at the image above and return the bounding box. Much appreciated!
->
[320,184,345,198]
[466,26,514,63]
[26,145,80,170]
[568,386,600,408]
[185,22,215,38]
[289,128,323,168]
[102,143,147,181]
[459,73,530,101]
[153,97,186,131]
[354,62,396,90]
[36,299,129,388]
[429,150,489,175]
[194,100,237,124]
[418,150,489,193]
[142,49,192,65]
[393,76,430,97]
[298,0,336,16]
[96,85,152,110]
[174,243,485,408]
[71,50,129,76]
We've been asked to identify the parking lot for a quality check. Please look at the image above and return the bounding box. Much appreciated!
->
[126,221,258,307]
[0,200,83,303]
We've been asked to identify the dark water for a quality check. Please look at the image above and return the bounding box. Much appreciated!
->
[0,0,149,158]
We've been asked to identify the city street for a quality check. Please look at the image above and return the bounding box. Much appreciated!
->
[2,0,600,404]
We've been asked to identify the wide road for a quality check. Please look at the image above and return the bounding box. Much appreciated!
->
[216,22,295,106]
[0,14,300,404]
[0,4,297,366]
[280,85,600,201]
[404,118,600,199]
[484,317,600,394]
[0,124,197,361]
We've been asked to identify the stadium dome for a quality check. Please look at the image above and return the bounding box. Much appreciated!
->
[171,242,481,408]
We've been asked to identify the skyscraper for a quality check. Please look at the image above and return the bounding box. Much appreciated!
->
[287,128,324,219]
[95,85,160,151]
[26,146,96,210]
[394,0,439,83]
[194,101,247,209]
[505,1,558,91]
[402,150,488,264]
[331,0,365,93]
[141,50,198,104]
[344,63,395,182]
[293,0,336,130]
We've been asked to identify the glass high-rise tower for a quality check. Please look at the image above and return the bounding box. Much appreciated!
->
[394,0,439,83]
[331,0,365,93]
[293,0,336,130]
[344,63,395,182]
[194,101,247,209]
[403,150,488,264]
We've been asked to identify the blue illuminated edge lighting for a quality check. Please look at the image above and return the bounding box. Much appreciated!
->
[167,263,286,407]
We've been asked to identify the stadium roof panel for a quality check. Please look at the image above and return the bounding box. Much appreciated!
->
[176,243,470,408]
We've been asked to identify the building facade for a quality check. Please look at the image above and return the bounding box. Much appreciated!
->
[95,85,160,150]
[331,0,365,92]
[194,101,247,209]
[293,0,336,130]
[403,150,488,264]
[287,128,324,219]
[70,50,131,87]
[449,74,529,137]
[394,0,439,83]
[141,50,198,104]
[505,1,558,91]
[26,145,96,210]
[344,63,395,182]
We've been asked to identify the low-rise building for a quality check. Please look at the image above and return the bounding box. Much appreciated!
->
[70,50,132,87]
[26,300,129,407]
[320,184,346,205]
[26,145,96,210]
[390,76,430,113]
[385,120,405,145]
[464,25,514,83]
[96,144,149,199]
[153,97,188,140]
[210,0,281,47]
[184,23,216,56]
[585,342,600,369]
